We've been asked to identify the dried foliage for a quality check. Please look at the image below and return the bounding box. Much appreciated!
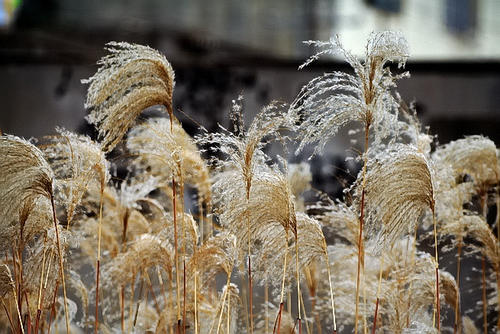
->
[361,144,434,253]
[291,31,409,155]
[83,42,175,152]
[2,32,500,334]
[127,117,211,203]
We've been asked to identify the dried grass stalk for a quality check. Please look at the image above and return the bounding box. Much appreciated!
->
[362,145,434,253]
[83,42,175,151]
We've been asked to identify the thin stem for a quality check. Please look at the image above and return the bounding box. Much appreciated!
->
[372,256,384,334]
[432,206,440,332]
[127,276,136,334]
[95,181,104,334]
[272,302,284,334]
[132,277,145,330]
[494,178,500,332]
[214,275,231,334]
[295,235,301,331]
[12,285,25,334]
[1,297,15,333]
[144,271,160,313]
[246,188,254,334]
[274,228,289,334]
[121,285,125,332]
[265,281,269,334]
[227,280,231,334]
[35,236,48,334]
[355,123,370,334]
[172,176,181,326]
[454,240,462,334]
[183,260,187,334]
[194,267,198,334]
[47,280,59,334]
[480,193,488,334]
[299,289,311,334]
[50,195,70,334]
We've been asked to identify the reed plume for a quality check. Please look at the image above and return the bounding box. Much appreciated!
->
[41,128,109,226]
[200,99,294,332]
[291,31,409,155]
[127,117,211,208]
[361,144,434,253]
[83,41,175,152]
[433,136,498,190]
[3,33,500,333]
[0,135,54,248]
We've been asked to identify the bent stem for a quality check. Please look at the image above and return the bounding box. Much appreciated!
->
[50,195,70,334]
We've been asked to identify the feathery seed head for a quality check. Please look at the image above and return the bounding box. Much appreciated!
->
[83,42,175,152]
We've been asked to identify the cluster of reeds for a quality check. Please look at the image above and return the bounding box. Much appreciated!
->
[0,33,499,333]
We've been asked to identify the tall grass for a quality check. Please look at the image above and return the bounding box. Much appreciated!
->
[0,32,498,333]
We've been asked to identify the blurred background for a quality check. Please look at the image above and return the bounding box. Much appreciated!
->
[1,0,499,330]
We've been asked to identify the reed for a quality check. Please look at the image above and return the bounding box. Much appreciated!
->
[0,32,498,334]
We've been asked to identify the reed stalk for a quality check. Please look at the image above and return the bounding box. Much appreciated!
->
[95,179,104,334]
[50,195,70,333]
[354,122,370,334]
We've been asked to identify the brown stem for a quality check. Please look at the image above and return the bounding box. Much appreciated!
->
[183,260,186,334]
[265,281,269,334]
[355,122,370,334]
[95,180,104,334]
[1,297,15,333]
[133,278,145,329]
[145,272,160,314]
[372,256,384,334]
[299,290,311,334]
[95,260,101,334]
[11,283,24,334]
[11,246,21,334]
[120,285,125,332]
[272,302,284,334]
[47,280,59,334]
[24,292,32,332]
[34,235,48,334]
[436,267,440,332]
[249,257,253,334]
[173,176,181,324]
[295,235,301,329]
[275,228,289,334]
[372,298,380,334]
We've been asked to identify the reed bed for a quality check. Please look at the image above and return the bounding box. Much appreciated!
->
[0,32,498,334]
